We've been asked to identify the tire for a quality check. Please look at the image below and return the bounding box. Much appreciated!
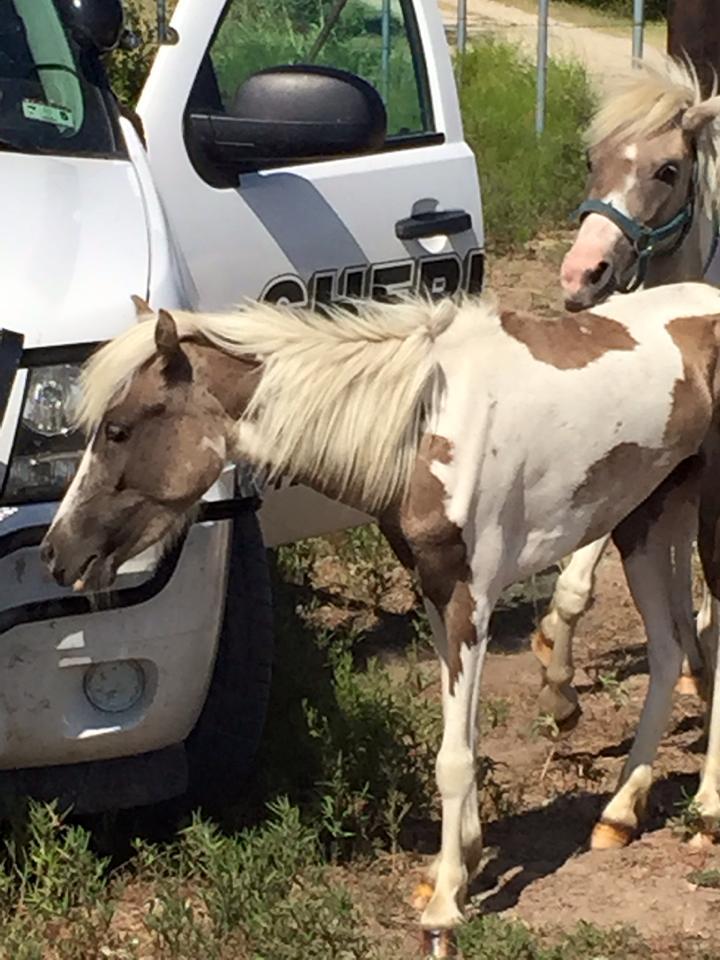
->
[183,507,274,810]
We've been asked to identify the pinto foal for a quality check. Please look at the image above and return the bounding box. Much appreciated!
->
[41,283,720,944]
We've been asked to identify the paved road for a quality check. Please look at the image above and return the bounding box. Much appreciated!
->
[438,0,667,89]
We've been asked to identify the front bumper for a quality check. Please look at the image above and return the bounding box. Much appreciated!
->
[0,503,238,771]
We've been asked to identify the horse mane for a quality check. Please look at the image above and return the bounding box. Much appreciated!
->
[587,56,720,221]
[78,296,460,510]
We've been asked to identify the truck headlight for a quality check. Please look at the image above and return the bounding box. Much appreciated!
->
[23,365,82,437]
[2,365,86,503]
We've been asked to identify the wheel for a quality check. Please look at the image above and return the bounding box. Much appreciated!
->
[184,506,274,810]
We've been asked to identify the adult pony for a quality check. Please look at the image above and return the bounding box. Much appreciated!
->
[535,58,720,731]
[41,286,720,949]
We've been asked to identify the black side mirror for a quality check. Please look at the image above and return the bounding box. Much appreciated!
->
[187,65,387,187]
[58,0,124,53]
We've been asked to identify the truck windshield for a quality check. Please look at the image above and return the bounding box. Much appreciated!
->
[0,0,123,157]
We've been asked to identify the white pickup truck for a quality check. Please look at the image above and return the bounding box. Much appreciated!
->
[0,0,483,812]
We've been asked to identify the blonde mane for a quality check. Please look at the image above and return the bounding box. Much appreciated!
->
[588,56,720,220]
[78,296,458,510]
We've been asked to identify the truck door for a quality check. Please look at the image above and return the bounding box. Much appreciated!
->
[137,0,484,544]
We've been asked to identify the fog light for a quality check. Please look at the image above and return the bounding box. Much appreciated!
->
[83,661,145,713]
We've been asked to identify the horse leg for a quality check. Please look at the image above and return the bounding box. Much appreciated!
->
[592,489,693,850]
[379,516,482,909]
[692,437,720,830]
[693,589,720,826]
[418,594,489,934]
[534,537,607,726]
[673,541,708,699]
[417,600,485,891]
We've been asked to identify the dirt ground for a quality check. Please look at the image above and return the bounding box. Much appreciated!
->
[345,239,720,957]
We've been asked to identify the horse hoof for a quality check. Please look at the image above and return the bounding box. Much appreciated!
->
[557,702,582,734]
[531,630,554,667]
[675,674,702,698]
[536,684,579,730]
[591,820,633,850]
[412,881,435,912]
[421,928,459,958]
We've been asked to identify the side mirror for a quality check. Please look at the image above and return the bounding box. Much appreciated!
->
[187,65,387,187]
[58,0,124,53]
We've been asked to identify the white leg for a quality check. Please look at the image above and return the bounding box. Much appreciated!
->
[419,600,484,896]
[695,594,720,823]
[593,499,691,850]
[535,536,608,724]
[697,584,718,700]
[421,632,487,931]
[461,648,485,881]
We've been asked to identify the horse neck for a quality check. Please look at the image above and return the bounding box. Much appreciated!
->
[644,199,716,288]
[186,341,261,420]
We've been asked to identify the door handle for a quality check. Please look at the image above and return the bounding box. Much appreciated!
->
[395,209,472,240]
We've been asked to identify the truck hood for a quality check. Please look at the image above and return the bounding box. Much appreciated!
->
[0,153,149,348]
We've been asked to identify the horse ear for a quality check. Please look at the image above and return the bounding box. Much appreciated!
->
[155,309,180,357]
[155,309,192,383]
[682,96,720,134]
[131,294,153,320]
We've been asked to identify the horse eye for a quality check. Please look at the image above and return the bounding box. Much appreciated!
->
[105,423,129,443]
[655,163,679,185]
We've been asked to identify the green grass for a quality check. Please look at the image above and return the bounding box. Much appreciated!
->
[0,800,377,959]
[0,800,673,960]
[459,38,596,249]
[458,916,650,960]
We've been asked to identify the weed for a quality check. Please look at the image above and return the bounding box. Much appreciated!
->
[0,802,120,960]
[163,799,375,959]
[458,916,648,960]
[669,788,706,840]
[477,756,519,821]
[458,914,540,959]
[688,868,720,889]
[597,670,630,709]
[532,712,561,741]
[305,649,441,856]
[549,921,649,959]
[481,697,512,732]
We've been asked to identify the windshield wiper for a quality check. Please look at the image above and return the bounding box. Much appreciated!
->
[0,138,40,154]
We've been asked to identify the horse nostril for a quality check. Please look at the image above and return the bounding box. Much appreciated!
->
[587,261,610,286]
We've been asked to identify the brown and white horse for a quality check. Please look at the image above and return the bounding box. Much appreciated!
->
[535,59,720,732]
[41,286,720,946]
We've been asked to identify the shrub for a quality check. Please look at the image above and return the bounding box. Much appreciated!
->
[459,38,596,249]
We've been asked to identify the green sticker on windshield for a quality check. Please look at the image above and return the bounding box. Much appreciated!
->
[22,99,74,130]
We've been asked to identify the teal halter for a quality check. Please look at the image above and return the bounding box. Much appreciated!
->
[573,164,701,293]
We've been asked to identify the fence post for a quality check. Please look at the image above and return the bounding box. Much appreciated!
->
[381,0,391,101]
[632,0,644,66]
[535,0,549,135]
[457,0,467,56]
